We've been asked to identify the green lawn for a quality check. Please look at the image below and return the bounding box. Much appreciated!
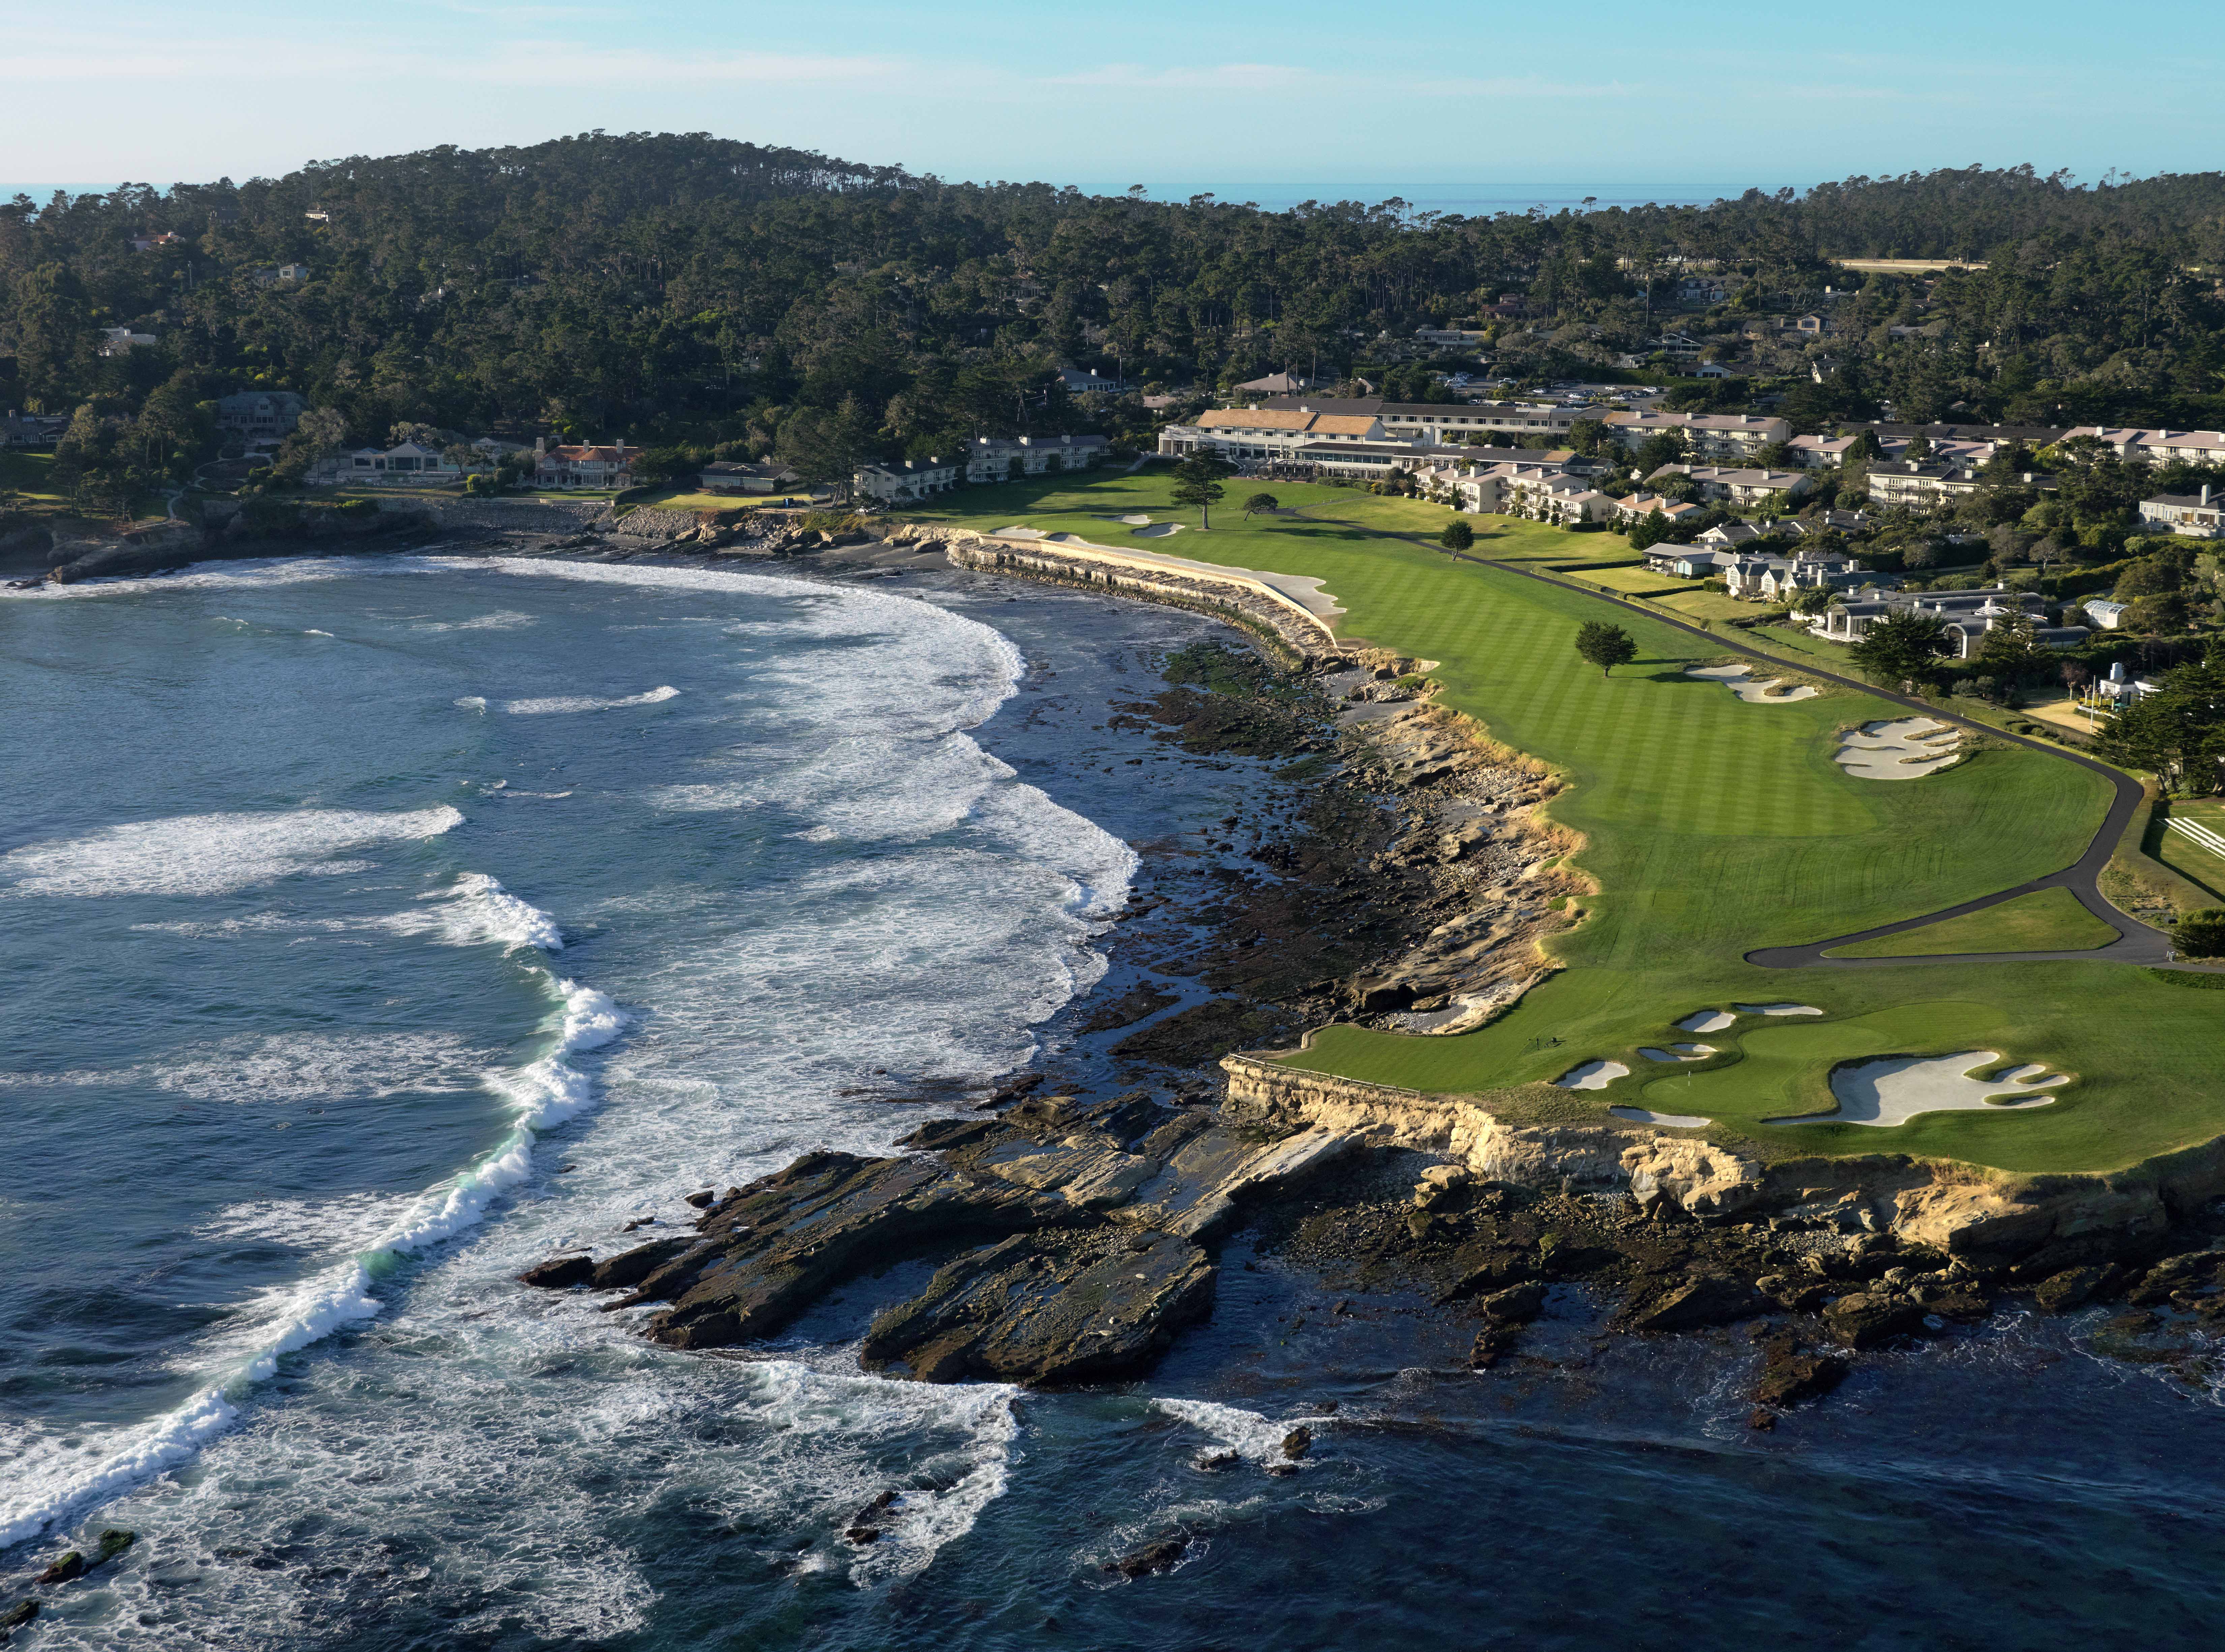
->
[0,450,65,505]
[1823,887,2119,958]
[910,468,2225,1173]
[1649,588,1754,624]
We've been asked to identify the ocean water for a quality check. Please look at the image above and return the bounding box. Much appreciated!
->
[3,553,2224,1650]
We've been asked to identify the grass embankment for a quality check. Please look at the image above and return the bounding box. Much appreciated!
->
[914,469,2225,1174]
[2155,800,2225,901]
[1822,888,2118,957]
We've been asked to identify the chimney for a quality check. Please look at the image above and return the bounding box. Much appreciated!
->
[535,436,545,453]
[2204,484,2213,506]
[615,438,626,454]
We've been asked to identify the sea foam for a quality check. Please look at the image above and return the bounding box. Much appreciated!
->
[0,806,465,898]
[502,685,681,715]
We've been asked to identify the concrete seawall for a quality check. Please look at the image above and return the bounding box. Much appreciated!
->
[916,527,1346,664]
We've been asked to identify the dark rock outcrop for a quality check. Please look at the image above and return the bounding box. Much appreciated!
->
[518,1096,1351,1384]
[860,1229,1215,1384]
[1823,1291,1930,1350]
[1624,1274,1763,1334]
[516,1253,594,1289]
[1105,1534,1190,1579]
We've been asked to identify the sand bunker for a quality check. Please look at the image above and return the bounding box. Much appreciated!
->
[1677,1009,1738,1033]
[1118,513,1153,525]
[1611,1107,1712,1128]
[995,525,1045,538]
[1772,1051,2072,1128]
[1687,663,1819,703]
[1640,1043,1717,1062]
[1131,523,1188,538]
[1553,1060,1630,1091]
[1736,1003,1823,1016]
[1836,717,1962,781]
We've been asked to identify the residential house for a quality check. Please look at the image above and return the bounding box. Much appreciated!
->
[1646,333,1704,361]
[1494,468,1617,524]
[1057,366,1120,395]
[2138,486,2225,539]
[1620,495,1709,534]
[1793,314,1832,336]
[699,459,802,495]
[2061,426,2225,467]
[130,231,184,252]
[98,326,156,356]
[2,411,67,448]
[1602,410,1792,461]
[534,438,636,490]
[2081,598,2129,630]
[2093,661,2162,704]
[1865,460,2054,509]
[1940,599,2090,658]
[1232,371,1310,396]
[1676,278,1727,305]
[320,440,464,484]
[1754,548,1863,601]
[965,433,1109,482]
[1786,434,1861,469]
[1816,585,2048,643]
[852,456,959,503]
[1415,327,1490,349]
[1649,464,1812,507]
[1642,546,1734,578]
[216,391,307,442]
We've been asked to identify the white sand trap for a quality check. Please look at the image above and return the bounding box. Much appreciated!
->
[1836,717,1962,781]
[1736,1003,1823,1016]
[1131,523,1188,537]
[1678,1010,1737,1033]
[1611,1107,1713,1128]
[1772,1051,2071,1127]
[1640,1043,1717,1062]
[1118,513,1153,525]
[1686,663,1819,704]
[1553,1060,1629,1091]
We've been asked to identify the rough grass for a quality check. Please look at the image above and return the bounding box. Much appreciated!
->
[912,469,2225,1174]
[1822,888,2119,957]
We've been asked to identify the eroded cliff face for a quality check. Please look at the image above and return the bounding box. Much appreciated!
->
[1220,1054,2225,1268]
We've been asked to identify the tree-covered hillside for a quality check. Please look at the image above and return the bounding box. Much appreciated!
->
[7,134,2225,506]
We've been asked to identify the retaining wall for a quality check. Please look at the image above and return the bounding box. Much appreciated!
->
[939,532,1344,663]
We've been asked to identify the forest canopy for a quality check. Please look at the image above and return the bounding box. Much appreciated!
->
[8,133,2225,491]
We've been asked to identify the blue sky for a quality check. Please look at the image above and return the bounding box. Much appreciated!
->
[6,0,2221,206]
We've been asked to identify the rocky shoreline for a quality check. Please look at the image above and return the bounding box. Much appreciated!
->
[486,526,2225,1421]
[19,502,2220,1420]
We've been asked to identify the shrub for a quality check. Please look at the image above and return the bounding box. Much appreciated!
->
[2173,908,2225,959]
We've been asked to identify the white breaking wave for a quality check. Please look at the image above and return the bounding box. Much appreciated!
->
[0,806,465,898]
[1153,1397,1341,1464]
[386,871,566,952]
[0,880,623,1551]
[502,685,681,715]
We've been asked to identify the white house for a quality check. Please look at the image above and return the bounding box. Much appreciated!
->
[2138,486,2225,539]
[1603,410,1790,460]
[852,456,959,503]
[322,440,464,483]
[1648,465,1812,507]
[965,433,1109,481]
